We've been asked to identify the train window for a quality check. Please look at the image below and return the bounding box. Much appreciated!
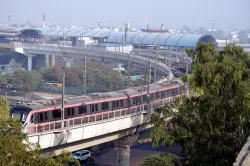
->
[40,113,44,122]
[173,88,177,95]
[150,93,154,100]
[22,113,27,122]
[12,112,21,120]
[116,101,119,108]
[102,102,109,110]
[71,108,75,116]
[136,96,141,104]
[67,108,70,116]
[120,100,124,107]
[79,106,87,114]
[143,95,147,102]
[155,92,160,99]
[44,112,48,121]
[167,90,172,96]
[91,105,95,112]
[95,104,98,112]
[112,101,116,109]
[161,91,165,98]
[132,98,136,105]
[30,114,34,123]
[53,110,61,119]
[166,90,169,97]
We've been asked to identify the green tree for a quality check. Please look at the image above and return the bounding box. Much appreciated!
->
[140,154,180,166]
[151,43,250,165]
[0,97,79,166]
[29,70,43,91]
[72,62,124,91]
[40,66,63,83]
[11,69,42,92]
[65,68,82,87]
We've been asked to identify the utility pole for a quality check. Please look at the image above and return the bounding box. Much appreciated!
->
[138,36,141,55]
[121,36,124,54]
[127,52,131,87]
[124,23,128,44]
[84,57,87,94]
[8,14,12,27]
[154,44,159,82]
[147,40,149,60]
[61,72,65,129]
[147,61,151,105]
[169,48,172,69]
[186,63,189,96]
[115,36,117,53]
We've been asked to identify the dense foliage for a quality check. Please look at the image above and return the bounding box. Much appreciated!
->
[151,43,250,165]
[140,154,180,166]
[39,62,124,91]
[0,69,42,92]
[0,97,79,166]
[0,62,124,92]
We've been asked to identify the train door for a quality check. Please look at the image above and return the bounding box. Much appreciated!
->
[66,107,75,119]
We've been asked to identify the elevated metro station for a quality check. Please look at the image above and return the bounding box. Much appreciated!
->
[106,31,217,50]
[0,27,217,49]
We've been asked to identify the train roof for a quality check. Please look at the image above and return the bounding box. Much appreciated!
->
[122,88,141,96]
[10,81,184,111]
[88,91,127,100]
[10,102,44,111]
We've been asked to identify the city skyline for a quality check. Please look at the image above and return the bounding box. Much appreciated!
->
[0,0,249,30]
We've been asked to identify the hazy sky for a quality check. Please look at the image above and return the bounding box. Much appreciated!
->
[0,0,249,30]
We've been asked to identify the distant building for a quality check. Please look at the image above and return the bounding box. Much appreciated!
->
[232,34,239,43]
[98,22,107,28]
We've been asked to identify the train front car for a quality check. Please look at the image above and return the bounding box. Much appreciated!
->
[10,104,33,123]
[10,102,44,132]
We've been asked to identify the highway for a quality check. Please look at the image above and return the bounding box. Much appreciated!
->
[85,142,180,166]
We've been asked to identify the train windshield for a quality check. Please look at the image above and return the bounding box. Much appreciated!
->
[10,105,32,124]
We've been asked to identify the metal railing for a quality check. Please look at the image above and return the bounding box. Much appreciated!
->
[0,91,44,102]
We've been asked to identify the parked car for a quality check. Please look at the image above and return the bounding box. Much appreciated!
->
[73,150,92,163]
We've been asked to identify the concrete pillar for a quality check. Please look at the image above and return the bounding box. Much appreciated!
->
[50,55,55,67]
[45,54,50,67]
[62,57,74,68]
[25,54,35,71]
[117,145,130,166]
[117,64,121,73]
[115,134,138,166]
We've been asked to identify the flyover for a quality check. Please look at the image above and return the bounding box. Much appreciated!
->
[3,42,174,79]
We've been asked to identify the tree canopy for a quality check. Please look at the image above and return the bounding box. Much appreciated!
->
[151,43,250,165]
[6,69,42,92]
[0,97,79,166]
[0,62,124,93]
[140,154,180,166]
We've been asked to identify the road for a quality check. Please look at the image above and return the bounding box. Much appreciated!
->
[84,142,180,166]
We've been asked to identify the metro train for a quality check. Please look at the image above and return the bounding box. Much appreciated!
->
[10,79,187,134]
